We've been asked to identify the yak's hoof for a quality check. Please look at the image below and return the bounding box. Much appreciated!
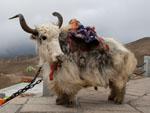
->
[114,97,123,104]
[64,101,75,107]
[56,97,75,107]
[56,97,65,105]
[108,95,123,104]
[108,95,115,101]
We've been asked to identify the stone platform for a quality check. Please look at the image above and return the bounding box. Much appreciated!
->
[0,78,150,113]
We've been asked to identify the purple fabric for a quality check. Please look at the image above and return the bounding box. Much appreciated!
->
[69,25,98,44]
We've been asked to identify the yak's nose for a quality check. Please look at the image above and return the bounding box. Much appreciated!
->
[56,54,64,61]
[52,52,64,63]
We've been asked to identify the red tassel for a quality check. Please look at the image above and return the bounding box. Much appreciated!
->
[105,44,109,51]
[50,64,55,80]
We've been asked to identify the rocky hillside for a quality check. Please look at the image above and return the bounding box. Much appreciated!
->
[0,56,38,74]
[126,37,150,65]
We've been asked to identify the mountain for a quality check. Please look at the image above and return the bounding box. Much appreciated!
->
[0,41,36,58]
[126,37,150,65]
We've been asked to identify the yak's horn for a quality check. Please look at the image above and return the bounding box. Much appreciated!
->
[52,12,63,28]
[9,14,38,35]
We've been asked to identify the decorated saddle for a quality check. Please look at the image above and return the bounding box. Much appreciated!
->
[67,25,109,53]
[68,25,99,50]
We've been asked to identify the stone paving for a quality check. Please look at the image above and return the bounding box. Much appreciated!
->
[0,77,150,113]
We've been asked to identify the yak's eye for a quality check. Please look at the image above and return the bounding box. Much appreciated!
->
[42,36,47,40]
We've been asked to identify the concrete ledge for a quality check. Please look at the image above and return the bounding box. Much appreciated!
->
[0,105,21,113]
[20,104,77,113]
[27,97,56,105]
[0,78,150,113]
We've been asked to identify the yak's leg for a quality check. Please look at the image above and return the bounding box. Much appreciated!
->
[56,93,75,107]
[113,85,125,104]
[108,80,116,101]
[108,77,127,104]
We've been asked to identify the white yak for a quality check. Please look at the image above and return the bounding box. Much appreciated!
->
[10,12,137,106]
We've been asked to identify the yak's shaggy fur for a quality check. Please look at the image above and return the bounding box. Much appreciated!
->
[12,17,137,106]
[41,25,137,106]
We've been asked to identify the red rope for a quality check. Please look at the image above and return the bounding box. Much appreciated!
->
[49,63,61,81]
[49,64,55,80]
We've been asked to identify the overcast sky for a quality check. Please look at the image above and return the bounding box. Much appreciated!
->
[0,0,150,57]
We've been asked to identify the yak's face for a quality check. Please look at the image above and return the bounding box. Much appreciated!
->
[9,12,64,65]
[31,24,64,64]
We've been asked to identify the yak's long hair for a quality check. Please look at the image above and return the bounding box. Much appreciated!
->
[42,27,137,97]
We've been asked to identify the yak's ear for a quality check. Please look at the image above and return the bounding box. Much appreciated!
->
[30,34,37,40]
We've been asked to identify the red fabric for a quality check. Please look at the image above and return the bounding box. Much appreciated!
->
[67,35,110,52]
[50,64,55,80]
[105,44,109,50]
[97,36,109,51]
[49,63,61,81]
[97,36,104,43]
[67,35,73,51]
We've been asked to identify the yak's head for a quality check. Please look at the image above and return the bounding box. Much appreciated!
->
[9,12,64,65]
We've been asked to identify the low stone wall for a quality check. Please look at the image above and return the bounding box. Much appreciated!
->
[144,56,150,77]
